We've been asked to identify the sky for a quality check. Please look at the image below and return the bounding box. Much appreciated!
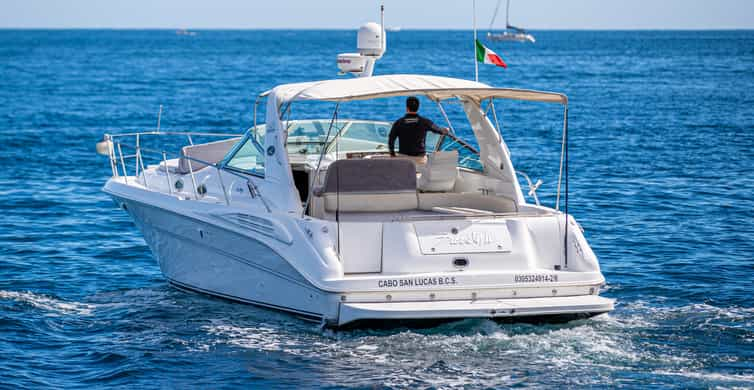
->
[1,0,753,30]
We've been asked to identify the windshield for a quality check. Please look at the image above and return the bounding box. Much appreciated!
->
[231,119,479,170]
[224,134,265,176]
[259,120,397,156]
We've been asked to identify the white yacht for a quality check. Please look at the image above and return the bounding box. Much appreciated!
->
[487,0,536,43]
[98,74,612,327]
[97,11,611,327]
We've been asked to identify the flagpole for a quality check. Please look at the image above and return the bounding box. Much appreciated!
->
[473,0,479,82]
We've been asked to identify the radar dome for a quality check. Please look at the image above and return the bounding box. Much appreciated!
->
[357,22,385,57]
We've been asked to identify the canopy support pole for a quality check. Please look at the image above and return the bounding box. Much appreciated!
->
[489,99,502,133]
[301,103,340,218]
[556,106,567,210]
[435,100,457,136]
[433,100,457,152]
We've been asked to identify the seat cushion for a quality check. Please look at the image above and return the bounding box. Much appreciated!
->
[316,158,417,195]
[177,137,241,174]
[418,192,517,213]
[323,192,418,212]
[316,158,419,213]
[417,150,459,192]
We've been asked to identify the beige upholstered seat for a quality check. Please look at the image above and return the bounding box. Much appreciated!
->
[417,192,517,213]
[314,159,418,213]
[417,150,459,192]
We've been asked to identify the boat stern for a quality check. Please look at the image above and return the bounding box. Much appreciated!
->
[337,295,614,327]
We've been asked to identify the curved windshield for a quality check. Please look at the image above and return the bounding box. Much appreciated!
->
[285,120,395,156]
[331,121,391,153]
[224,135,265,176]
[233,119,464,165]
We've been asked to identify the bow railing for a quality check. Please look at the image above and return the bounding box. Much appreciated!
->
[97,131,271,212]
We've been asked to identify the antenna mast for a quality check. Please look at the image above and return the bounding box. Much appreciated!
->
[473,0,478,82]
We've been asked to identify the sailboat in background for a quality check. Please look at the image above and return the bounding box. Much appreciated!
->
[487,0,535,43]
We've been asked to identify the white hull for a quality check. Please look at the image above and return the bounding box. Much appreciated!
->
[487,32,536,43]
[110,188,338,322]
[106,177,613,327]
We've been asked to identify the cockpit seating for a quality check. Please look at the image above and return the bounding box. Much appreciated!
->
[417,150,458,192]
[313,159,418,213]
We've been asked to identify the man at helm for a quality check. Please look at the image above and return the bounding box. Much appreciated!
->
[388,96,449,165]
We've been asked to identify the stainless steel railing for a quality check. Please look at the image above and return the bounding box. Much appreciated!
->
[98,131,271,212]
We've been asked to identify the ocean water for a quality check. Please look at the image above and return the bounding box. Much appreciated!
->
[1,29,753,388]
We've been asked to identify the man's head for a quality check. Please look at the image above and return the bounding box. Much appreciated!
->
[406,96,420,114]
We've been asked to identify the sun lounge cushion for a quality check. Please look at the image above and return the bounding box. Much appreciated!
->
[177,137,241,174]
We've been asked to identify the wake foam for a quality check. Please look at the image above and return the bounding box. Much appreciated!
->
[195,300,754,388]
[0,290,94,316]
[652,369,754,384]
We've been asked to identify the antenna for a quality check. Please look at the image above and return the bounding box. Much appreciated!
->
[473,0,478,82]
[380,4,385,52]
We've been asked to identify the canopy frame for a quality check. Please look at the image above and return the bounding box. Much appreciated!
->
[267,87,567,107]
[259,75,572,270]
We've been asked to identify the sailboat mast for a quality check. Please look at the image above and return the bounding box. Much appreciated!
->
[506,0,511,29]
[489,0,502,31]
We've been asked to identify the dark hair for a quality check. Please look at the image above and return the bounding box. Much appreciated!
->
[406,96,420,112]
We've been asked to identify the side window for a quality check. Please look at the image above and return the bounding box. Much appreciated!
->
[225,135,265,177]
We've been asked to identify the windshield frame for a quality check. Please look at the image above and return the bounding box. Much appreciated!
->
[221,132,266,178]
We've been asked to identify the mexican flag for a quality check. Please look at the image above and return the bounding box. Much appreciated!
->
[475,40,507,68]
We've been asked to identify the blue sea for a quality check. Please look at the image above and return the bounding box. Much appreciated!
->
[1,30,753,388]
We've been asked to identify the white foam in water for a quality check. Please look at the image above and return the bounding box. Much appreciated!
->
[194,300,753,387]
[652,370,754,384]
[203,322,298,353]
[0,290,94,316]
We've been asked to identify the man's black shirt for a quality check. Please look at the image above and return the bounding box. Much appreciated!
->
[388,113,445,156]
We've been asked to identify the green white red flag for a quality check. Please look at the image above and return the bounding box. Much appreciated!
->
[475,39,507,68]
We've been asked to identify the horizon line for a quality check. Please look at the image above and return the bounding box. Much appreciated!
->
[1,27,753,31]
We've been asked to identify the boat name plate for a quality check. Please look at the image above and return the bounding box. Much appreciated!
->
[413,222,512,254]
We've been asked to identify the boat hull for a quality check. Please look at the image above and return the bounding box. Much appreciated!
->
[106,180,613,328]
[112,194,339,321]
[487,32,536,43]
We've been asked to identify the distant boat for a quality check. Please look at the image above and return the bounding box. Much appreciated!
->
[487,0,535,43]
[385,26,401,32]
[176,29,198,37]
